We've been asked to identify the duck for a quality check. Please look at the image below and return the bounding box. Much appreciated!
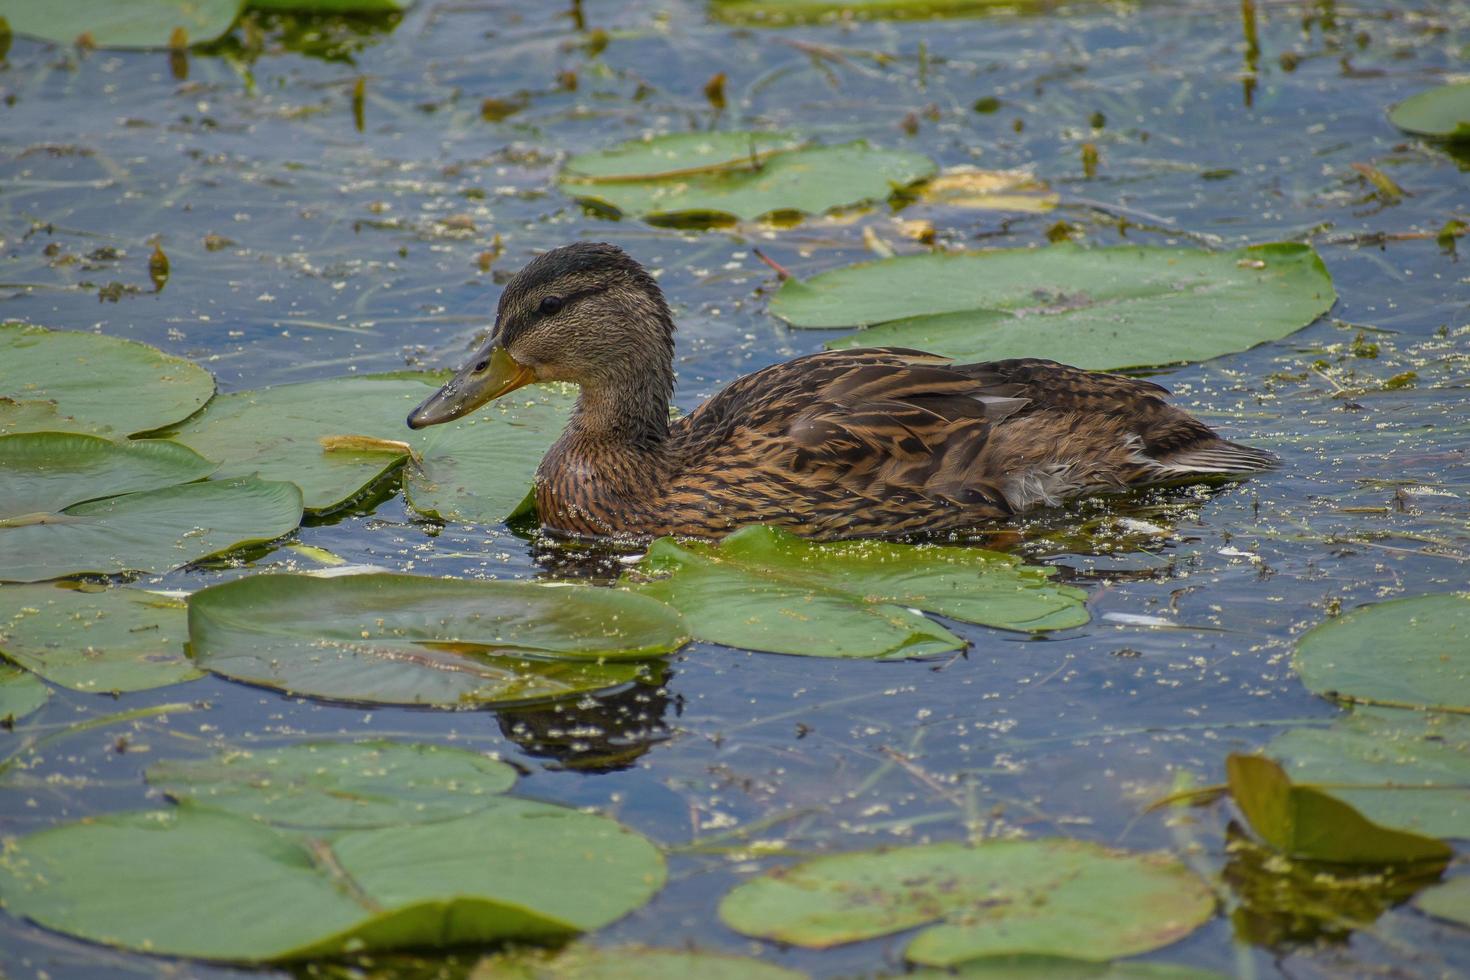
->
[406,241,1277,540]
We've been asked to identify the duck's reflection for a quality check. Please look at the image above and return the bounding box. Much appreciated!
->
[495,663,676,772]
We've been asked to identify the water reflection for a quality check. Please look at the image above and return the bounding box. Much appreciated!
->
[495,664,676,772]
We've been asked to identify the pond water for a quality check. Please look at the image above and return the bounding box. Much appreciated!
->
[1,0,1468,977]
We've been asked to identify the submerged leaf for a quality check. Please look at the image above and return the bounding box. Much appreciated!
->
[147,741,517,829]
[628,525,1087,658]
[0,323,215,436]
[187,572,687,706]
[718,839,1214,965]
[0,585,199,692]
[0,800,665,962]
[769,243,1335,370]
[1225,754,1451,865]
[1293,592,1470,711]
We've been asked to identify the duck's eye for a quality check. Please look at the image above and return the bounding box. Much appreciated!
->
[538,295,564,315]
[474,359,489,372]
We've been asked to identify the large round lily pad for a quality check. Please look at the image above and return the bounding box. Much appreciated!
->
[1388,82,1470,142]
[0,474,303,584]
[187,572,688,707]
[0,323,215,436]
[559,134,936,223]
[1294,592,1470,711]
[0,433,215,521]
[147,741,518,829]
[1267,709,1470,840]
[718,839,1215,966]
[768,243,1335,370]
[0,585,199,692]
[3,0,242,48]
[0,397,111,437]
[628,525,1087,658]
[0,800,666,962]
[168,375,573,520]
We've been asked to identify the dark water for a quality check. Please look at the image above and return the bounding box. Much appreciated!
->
[1,1,1468,977]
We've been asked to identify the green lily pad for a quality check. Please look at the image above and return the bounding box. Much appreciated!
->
[1225,754,1452,865]
[915,960,1227,979]
[711,0,1033,25]
[1388,82,1470,142]
[718,839,1215,966]
[1417,876,1470,928]
[0,800,665,962]
[168,375,573,520]
[0,433,215,521]
[1293,592,1470,712]
[0,585,199,692]
[147,741,517,829]
[0,398,111,437]
[0,324,214,435]
[1,0,242,48]
[627,525,1087,658]
[187,572,687,707]
[559,135,936,223]
[471,944,808,980]
[0,474,302,584]
[0,665,49,725]
[1267,710,1470,840]
[769,243,1335,370]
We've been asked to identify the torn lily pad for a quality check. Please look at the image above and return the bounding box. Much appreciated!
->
[187,572,687,706]
[769,243,1335,370]
[0,584,199,692]
[627,525,1087,659]
[559,133,935,223]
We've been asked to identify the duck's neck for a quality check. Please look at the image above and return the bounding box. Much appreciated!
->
[565,368,672,453]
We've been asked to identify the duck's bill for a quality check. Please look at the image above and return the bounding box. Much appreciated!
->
[406,345,536,429]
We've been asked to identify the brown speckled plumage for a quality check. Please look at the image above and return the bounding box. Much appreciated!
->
[408,242,1278,541]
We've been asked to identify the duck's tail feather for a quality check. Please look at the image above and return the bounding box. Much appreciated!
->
[1152,439,1279,476]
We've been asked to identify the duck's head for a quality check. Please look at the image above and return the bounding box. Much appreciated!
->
[407,241,675,429]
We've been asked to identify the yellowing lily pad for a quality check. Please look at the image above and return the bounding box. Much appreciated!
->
[1225,754,1452,865]
[0,585,200,692]
[1293,592,1470,712]
[769,243,1335,370]
[187,572,687,707]
[0,800,665,962]
[147,741,517,829]
[1388,82,1470,142]
[718,839,1215,966]
[0,324,215,435]
[559,134,936,223]
[627,525,1087,659]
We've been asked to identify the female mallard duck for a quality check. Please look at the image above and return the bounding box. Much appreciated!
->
[407,242,1276,540]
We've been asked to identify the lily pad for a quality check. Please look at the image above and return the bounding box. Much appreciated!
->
[0,433,215,521]
[0,585,199,692]
[1,0,242,48]
[768,243,1335,370]
[627,525,1088,658]
[0,398,111,437]
[0,800,665,962]
[0,665,49,725]
[147,741,517,829]
[1417,876,1470,928]
[718,839,1215,966]
[1293,592,1470,712]
[0,323,214,435]
[711,0,1032,25]
[1,467,302,584]
[187,572,687,707]
[471,944,808,980]
[1225,754,1451,865]
[1388,82,1470,142]
[1267,710,1470,840]
[559,135,936,223]
[916,960,1227,979]
[168,375,573,520]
